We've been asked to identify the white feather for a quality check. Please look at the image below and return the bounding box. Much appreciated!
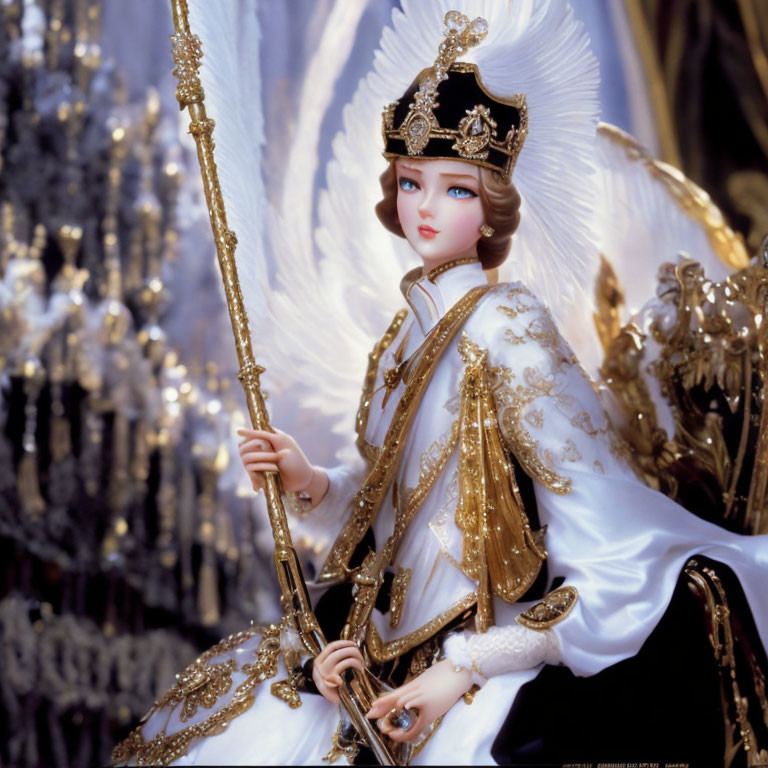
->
[580,123,748,433]
[187,0,268,327]
[262,0,604,463]
[594,124,737,319]
[190,2,740,468]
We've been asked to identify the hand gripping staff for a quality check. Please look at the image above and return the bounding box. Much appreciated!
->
[166,2,400,763]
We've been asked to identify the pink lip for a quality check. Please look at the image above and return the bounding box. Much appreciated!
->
[418,225,439,239]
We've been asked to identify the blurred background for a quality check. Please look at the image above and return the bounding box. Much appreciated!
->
[0,1,766,766]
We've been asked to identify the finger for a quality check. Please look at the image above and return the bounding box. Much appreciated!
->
[397,689,422,712]
[240,450,281,463]
[322,646,365,668]
[317,648,360,672]
[316,680,340,705]
[237,430,280,449]
[245,429,289,449]
[377,716,396,736]
[325,639,358,648]
[318,650,364,677]
[238,438,273,453]
[331,657,365,676]
[326,639,359,650]
[237,428,278,439]
[388,717,425,744]
[367,691,400,718]
[244,463,279,473]
[314,640,357,665]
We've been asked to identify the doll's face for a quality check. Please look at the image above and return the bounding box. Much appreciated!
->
[395,157,485,270]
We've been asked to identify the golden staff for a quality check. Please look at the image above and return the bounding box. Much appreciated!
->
[167,2,397,763]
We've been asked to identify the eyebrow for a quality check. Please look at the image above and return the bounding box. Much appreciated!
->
[440,174,479,183]
[397,164,424,175]
[397,165,478,184]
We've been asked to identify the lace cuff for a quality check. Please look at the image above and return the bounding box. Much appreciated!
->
[443,624,560,686]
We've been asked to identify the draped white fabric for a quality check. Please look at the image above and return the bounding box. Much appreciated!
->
[131,262,767,766]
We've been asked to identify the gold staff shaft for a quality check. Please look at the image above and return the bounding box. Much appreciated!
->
[167,3,397,763]
[168,0,321,658]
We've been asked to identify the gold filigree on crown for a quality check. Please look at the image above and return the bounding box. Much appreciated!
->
[382,11,528,181]
[402,11,488,155]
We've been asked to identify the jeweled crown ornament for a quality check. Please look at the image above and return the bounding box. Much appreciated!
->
[382,11,528,182]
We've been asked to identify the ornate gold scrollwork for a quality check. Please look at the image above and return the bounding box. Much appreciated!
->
[453,105,498,160]
[516,586,578,630]
[685,560,768,766]
[598,252,768,535]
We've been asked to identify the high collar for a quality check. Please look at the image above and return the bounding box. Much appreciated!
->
[400,258,488,336]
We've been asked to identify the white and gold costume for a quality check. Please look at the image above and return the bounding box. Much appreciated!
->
[115,261,768,765]
[114,0,768,763]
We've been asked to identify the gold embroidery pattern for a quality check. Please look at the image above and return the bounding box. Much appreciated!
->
[491,363,573,495]
[389,568,412,629]
[428,470,465,573]
[504,328,526,345]
[394,420,460,546]
[489,290,581,494]
[355,309,409,463]
[320,286,493,583]
[366,593,477,663]
[148,629,258,714]
[571,410,603,437]
[456,335,546,629]
[561,439,582,463]
[111,626,283,767]
[516,586,578,630]
[593,460,605,474]
[270,674,303,709]
[499,289,587,383]
[443,392,462,415]
[524,310,578,372]
[179,660,237,722]
[496,285,536,319]
[525,408,544,429]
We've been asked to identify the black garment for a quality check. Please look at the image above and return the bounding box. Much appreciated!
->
[491,559,766,768]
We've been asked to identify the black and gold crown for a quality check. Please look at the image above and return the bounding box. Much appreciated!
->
[382,11,527,182]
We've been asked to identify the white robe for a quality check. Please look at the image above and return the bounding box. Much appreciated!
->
[133,261,768,766]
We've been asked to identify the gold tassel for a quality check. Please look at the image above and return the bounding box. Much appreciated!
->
[456,345,547,631]
[197,555,220,626]
[19,363,46,518]
[197,469,220,626]
[50,413,72,463]
[18,451,46,518]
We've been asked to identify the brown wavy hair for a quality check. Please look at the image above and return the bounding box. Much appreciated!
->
[374,159,521,270]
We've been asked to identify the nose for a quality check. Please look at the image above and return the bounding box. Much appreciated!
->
[417,188,435,219]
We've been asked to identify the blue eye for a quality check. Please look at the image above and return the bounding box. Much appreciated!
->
[448,186,477,199]
[399,177,419,191]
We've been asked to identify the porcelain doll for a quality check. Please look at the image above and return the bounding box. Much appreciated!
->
[113,2,768,765]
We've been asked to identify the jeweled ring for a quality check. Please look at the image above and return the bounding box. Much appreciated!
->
[388,706,418,731]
